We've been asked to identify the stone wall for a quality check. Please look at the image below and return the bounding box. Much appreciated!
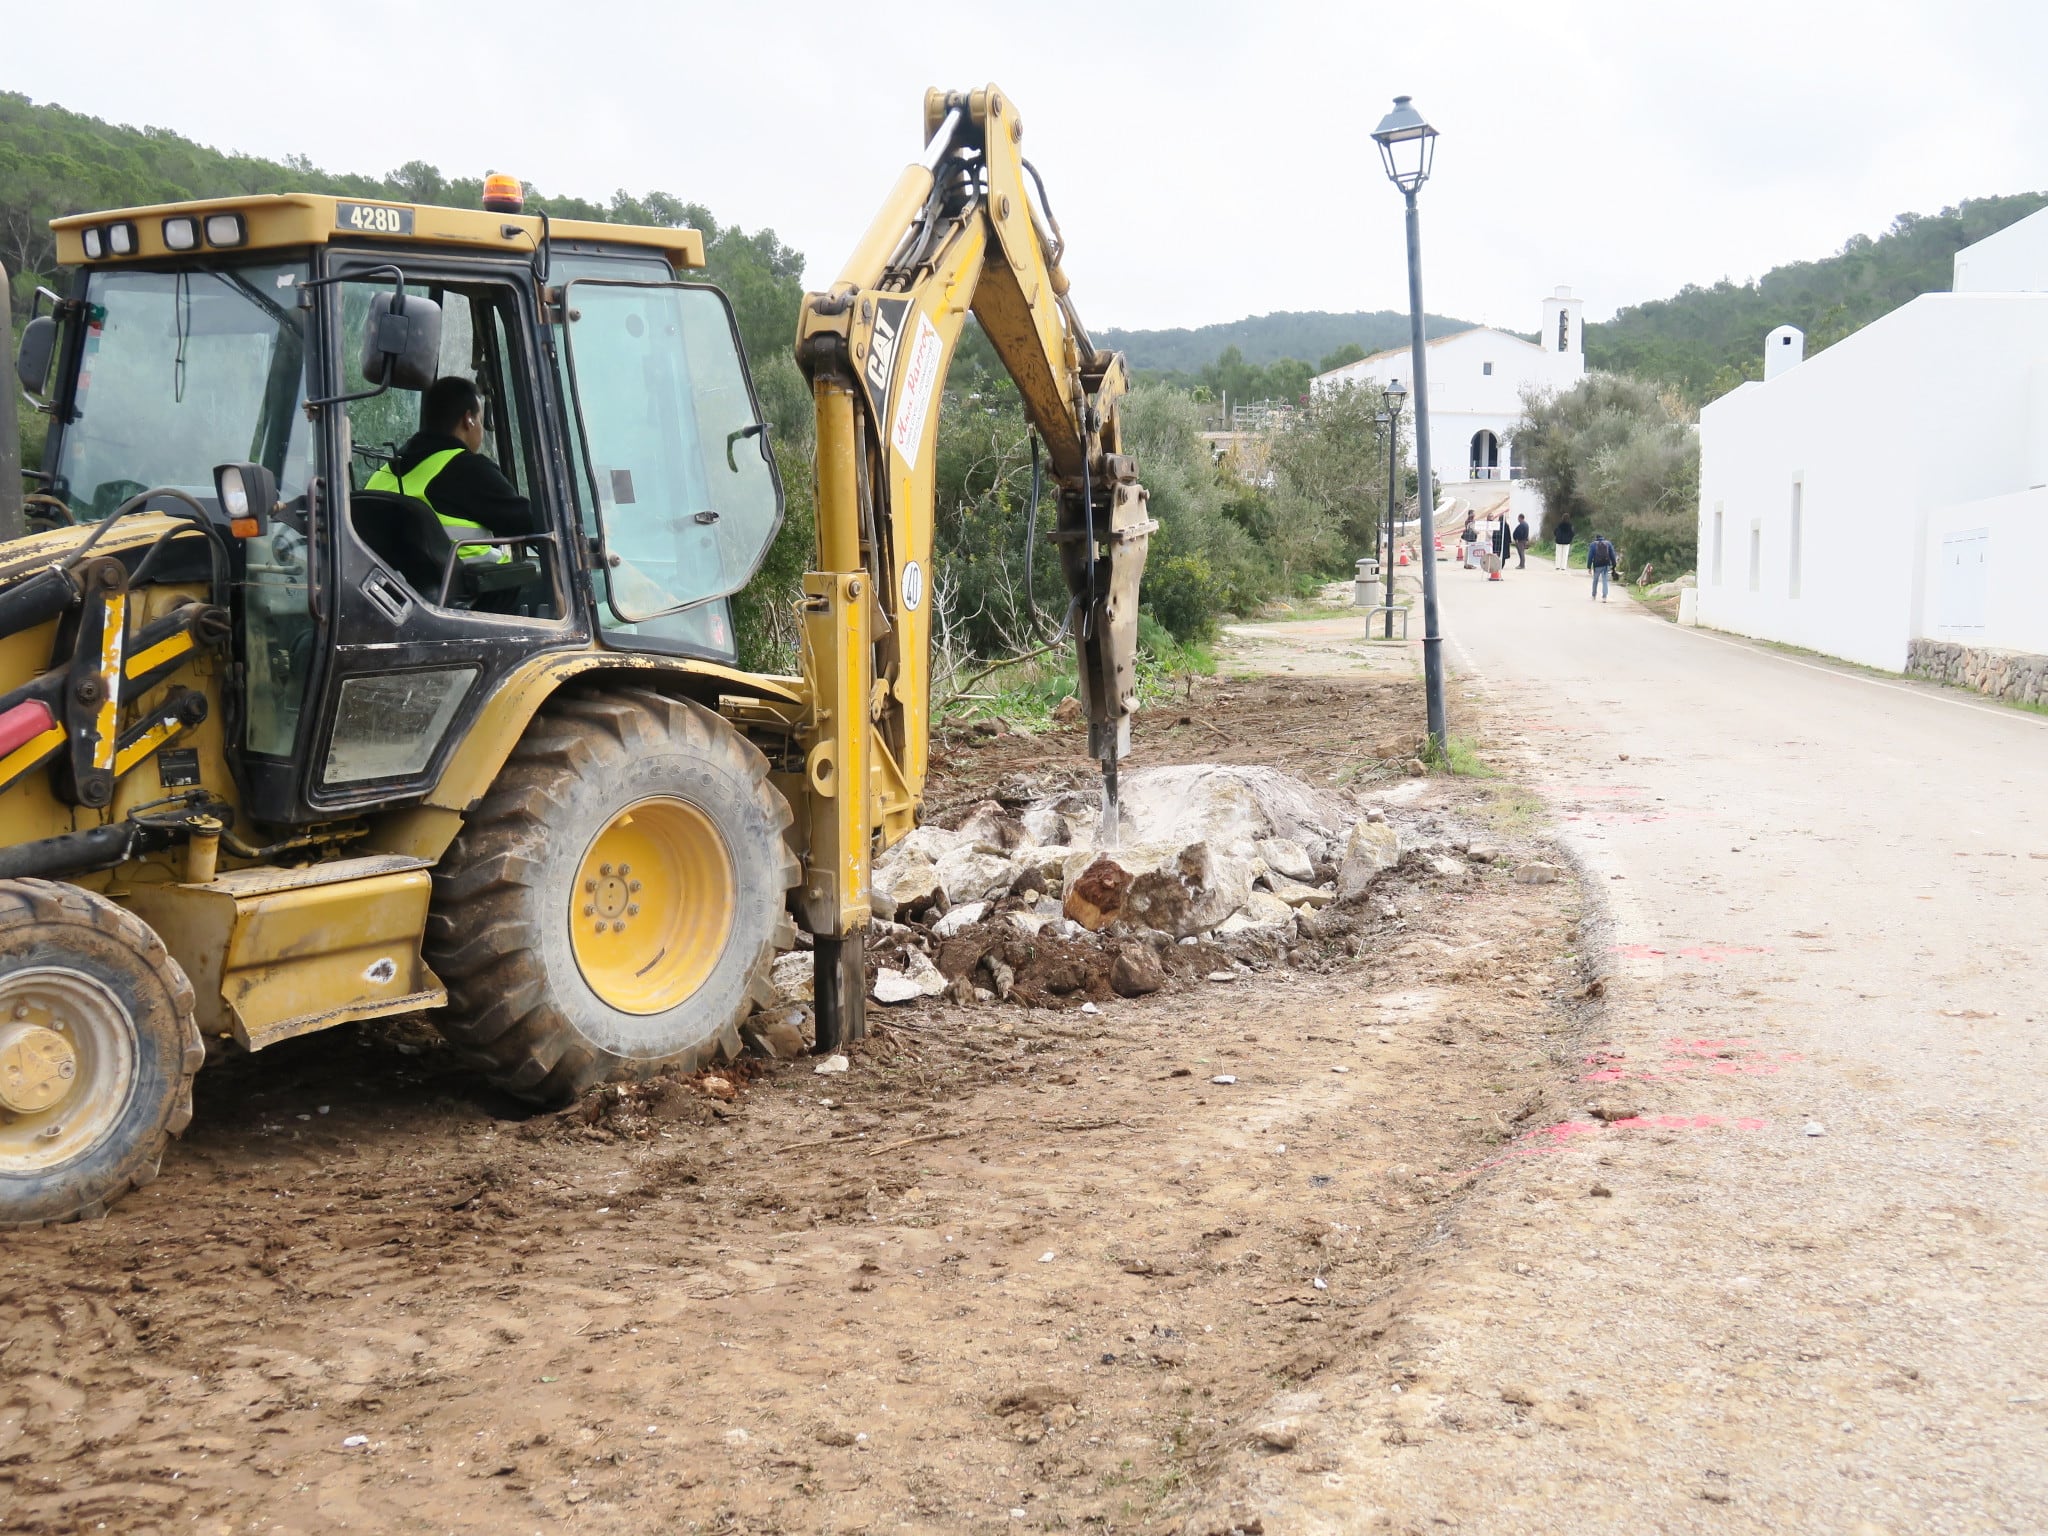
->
[1907,639,2048,706]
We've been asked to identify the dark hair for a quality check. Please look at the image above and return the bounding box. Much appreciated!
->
[422,376,481,436]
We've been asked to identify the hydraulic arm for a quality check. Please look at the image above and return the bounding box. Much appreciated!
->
[794,84,1153,1046]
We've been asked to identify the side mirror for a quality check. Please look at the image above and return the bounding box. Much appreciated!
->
[15,316,57,399]
[214,462,278,538]
[360,290,441,392]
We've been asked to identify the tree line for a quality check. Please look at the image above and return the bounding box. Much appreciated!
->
[1586,192,2048,401]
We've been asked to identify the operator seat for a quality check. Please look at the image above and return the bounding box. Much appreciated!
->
[348,491,538,611]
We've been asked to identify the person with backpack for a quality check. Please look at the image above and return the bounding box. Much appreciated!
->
[1587,533,1617,601]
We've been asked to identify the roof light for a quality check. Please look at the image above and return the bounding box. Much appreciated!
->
[106,222,138,257]
[162,216,200,252]
[482,173,524,214]
[81,227,105,260]
[204,212,247,248]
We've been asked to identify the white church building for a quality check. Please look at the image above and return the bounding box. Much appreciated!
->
[1313,287,1587,503]
[1696,208,2048,694]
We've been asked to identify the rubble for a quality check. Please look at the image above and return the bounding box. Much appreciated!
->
[768,763,1483,1014]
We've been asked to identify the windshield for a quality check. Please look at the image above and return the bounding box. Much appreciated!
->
[53,262,312,521]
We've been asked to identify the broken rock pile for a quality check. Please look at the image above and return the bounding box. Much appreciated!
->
[814,763,1419,1011]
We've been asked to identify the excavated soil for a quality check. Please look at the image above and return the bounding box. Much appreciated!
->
[0,673,1593,1535]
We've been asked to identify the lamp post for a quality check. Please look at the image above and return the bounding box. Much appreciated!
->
[1381,379,1406,639]
[1371,95,1447,755]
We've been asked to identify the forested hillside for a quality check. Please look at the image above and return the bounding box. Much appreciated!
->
[1587,192,2048,400]
[0,92,804,363]
[1100,309,1475,374]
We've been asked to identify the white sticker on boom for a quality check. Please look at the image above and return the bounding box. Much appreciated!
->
[889,313,944,470]
[900,560,924,612]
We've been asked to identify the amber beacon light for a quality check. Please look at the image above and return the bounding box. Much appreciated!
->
[482,173,525,214]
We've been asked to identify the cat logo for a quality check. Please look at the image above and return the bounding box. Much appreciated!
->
[862,297,913,424]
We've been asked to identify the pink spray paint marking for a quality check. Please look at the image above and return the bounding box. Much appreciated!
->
[1609,942,1774,962]
[1579,1036,1802,1084]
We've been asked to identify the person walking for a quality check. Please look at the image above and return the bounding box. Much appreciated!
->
[1587,531,1616,601]
[1512,514,1530,570]
[1553,514,1576,571]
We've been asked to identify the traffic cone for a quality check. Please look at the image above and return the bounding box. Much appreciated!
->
[1489,566,1502,581]
[1398,551,1409,566]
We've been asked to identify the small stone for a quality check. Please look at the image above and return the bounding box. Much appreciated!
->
[1618,753,1630,761]
[931,901,988,938]
[1110,946,1166,997]
[342,1434,369,1448]
[1079,1001,1100,1015]
[1589,1183,1613,1198]
[698,1075,736,1101]
[1377,1029,1393,1044]
[1500,1384,1537,1407]
[1312,1276,1327,1291]
[1206,970,1236,983]
[1513,861,1560,885]
[816,1427,856,1447]
[1466,845,1500,864]
[872,968,923,1004]
[1405,758,1427,776]
[1804,1122,1827,1137]
[1039,1251,1057,1263]
[1255,1423,1299,1452]
[1332,1065,1350,1073]
[814,1054,850,1075]
[1211,1074,1237,1085]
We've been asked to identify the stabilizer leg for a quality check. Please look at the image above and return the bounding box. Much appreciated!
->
[812,931,866,1053]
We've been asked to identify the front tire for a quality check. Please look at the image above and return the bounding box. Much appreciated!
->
[0,880,201,1229]
[425,687,797,1104]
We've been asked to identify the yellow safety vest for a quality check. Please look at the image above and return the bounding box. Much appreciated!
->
[364,448,501,561]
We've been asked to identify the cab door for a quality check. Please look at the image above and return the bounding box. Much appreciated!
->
[299,255,580,817]
[556,280,782,657]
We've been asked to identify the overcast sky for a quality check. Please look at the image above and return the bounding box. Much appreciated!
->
[11,0,2048,334]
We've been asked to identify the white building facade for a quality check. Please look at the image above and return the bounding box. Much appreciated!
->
[1696,210,2048,681]
[1313,287,1586,498]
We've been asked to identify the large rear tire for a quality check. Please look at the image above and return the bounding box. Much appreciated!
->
[425,686,797,1104]
[0,879,201,1228]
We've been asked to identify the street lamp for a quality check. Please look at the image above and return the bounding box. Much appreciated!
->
[1371,95,1448,755]
[1381,379,1406,639]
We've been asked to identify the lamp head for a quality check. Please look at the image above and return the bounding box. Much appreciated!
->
[1386,378,1409,416]
[1371,95,1438,193]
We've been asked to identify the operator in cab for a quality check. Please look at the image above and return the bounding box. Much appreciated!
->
[366,376,532,560]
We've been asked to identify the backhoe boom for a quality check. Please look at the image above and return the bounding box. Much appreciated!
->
[794,84,1153,1044]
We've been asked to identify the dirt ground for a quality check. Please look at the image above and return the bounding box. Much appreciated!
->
[0,661,1597,1535]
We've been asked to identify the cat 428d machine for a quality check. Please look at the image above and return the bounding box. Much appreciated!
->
[0,85,1150,1226]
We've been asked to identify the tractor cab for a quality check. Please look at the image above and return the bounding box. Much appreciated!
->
[14,192,786,828]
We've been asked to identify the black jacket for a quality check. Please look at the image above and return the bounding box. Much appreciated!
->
[393,432,533,538]
[1513,519,1530,546]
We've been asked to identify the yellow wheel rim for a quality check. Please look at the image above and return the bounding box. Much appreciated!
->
[569,797,736,1015]
[0,967,137,1174]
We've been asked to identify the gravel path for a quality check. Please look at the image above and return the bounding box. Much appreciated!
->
[1213,566,2048,1535]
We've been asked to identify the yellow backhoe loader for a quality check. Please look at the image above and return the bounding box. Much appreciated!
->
[0,85,1150,1227]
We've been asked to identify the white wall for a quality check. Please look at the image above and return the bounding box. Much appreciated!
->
[1952,206,2048,294]
[1921,486,2048,656]
[1696,293,2048,671]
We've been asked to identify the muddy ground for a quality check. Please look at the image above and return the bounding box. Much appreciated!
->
[0,670,1594,1535]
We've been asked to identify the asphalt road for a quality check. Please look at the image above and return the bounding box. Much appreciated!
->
[1245,560,2048,1535]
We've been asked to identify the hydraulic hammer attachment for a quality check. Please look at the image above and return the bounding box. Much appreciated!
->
[1064,457,1155,849]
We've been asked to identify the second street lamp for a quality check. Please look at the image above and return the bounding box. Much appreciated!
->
[1371,94,1448,755]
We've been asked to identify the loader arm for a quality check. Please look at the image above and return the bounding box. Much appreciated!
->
[793,84,1153,1043]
